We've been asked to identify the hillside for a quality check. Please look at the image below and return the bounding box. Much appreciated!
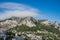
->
[0,16,60,40]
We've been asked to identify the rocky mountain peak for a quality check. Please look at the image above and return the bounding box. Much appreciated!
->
[0,16,60,32]
[0,16,37,32]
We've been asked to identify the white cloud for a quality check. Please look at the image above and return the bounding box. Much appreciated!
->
[0,2,41,20]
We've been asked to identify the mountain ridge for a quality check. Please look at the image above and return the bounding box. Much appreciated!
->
[0,16,60,32]
[0,16,60,40]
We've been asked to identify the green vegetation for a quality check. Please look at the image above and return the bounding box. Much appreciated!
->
[6,23,60,40]
[6,25,39,32]
[0,38,4,40]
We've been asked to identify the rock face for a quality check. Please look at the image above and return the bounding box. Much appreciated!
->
[0,17,36,32]
[0,16,60,32]
[0,20,18,32]
[39,20,60,30]
[40,20,51,25]
[18,17,36,27]
[53,21,60,30]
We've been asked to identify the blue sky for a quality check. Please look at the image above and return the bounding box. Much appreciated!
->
[0,0,60,23]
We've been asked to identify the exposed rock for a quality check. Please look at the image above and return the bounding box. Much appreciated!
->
[0,16,36,32]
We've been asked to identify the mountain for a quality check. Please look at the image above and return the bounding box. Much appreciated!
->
[39,20,60,30]
[0,16,36,32]
[0,16,60,40]
[0,16,60,32]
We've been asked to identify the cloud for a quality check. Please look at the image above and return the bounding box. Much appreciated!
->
[0,2,41,20]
